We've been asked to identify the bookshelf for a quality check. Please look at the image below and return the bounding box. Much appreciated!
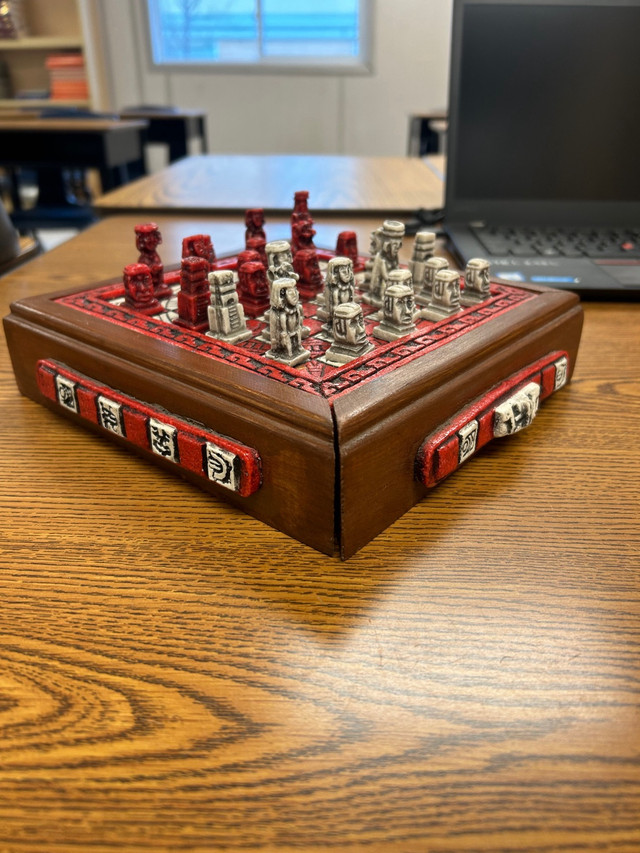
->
[0,0,101,110]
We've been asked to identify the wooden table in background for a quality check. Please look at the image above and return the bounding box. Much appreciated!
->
[119,107,208,163]
[1,214,639,852]
[0,117,148,192]
[93,154,444,217]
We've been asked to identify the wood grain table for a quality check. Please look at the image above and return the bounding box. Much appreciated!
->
[93,154,444,217]
[1,214,639,852]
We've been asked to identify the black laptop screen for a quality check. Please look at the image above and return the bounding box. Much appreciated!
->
[448,1,640,206]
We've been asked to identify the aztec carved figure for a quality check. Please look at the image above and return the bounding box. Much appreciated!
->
[265,277,310,366]
[123,263,163,315]
[323,301,374,365]
[366,219,405,306]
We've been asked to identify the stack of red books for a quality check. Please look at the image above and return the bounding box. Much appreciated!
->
[45,52,89,101]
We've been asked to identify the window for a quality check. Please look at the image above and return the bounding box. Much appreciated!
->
[146,0,369,70]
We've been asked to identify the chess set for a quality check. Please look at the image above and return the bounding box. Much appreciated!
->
[4,193,583,557]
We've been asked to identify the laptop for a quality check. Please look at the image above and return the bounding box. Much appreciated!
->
[444,0,640,298]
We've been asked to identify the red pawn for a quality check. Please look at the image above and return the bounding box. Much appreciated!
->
[290,190,313,254]
[123,263,163,315]
[236,248,261,272]
[293,248,323,299]
[182,233,216,267]
[237,260,270,318]
[246,235,267,266]
[175,255,211,331]
[336,230,359,267]
[134,222,171,299]
[245,208,266,244]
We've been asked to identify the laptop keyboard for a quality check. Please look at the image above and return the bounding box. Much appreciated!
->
[470,225,640,258]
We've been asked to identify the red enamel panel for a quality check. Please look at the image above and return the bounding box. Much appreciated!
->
[177,432,206,476]
[416,351,568,488]
[36,364,57,401]
[123,408,150,449]
[36,360,262,497]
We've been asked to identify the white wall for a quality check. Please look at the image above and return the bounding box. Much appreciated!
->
[89,0,452,158]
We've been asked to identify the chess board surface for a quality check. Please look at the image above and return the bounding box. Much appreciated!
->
[56,253,534,402]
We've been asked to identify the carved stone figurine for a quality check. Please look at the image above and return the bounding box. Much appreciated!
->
[335,230,358,267]
[373,269,417,341]
[236,248,262,270]
[291,213,316,254]
[290,190,313,255]
[362,226,382,292]
[237,260,270,318]
[415,256,449,306]
[123,263,163,315]
[263,240,310,339]
[246,235,267,266]
[365,219,405,307]
[245,207,266,243]
[293,247,323,299]
[421,268,463,321]
[175,255,210,331]
[265,277,310,367]
[461,258,492,305]
[207,269,252,344]
[322,302,374,366]
[182,233,216,267]
[317,256,356,338]
[134,222,171,298]
[265,239,298,283]
[409,231,436,296]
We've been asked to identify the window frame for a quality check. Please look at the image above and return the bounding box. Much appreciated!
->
[144,0,373,75]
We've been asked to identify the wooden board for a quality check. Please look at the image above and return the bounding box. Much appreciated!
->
[3,245,583,557]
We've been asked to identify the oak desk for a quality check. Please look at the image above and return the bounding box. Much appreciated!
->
[1,214,639,852]
[93,154,444,217]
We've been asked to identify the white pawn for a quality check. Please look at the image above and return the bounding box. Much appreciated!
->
[461,258,491,306]
[420,268,462,321]
[207,270,251,343]
[415,256,448,307]
[321,302,374,366]
[409,231,436,295]
[373,269,417,342]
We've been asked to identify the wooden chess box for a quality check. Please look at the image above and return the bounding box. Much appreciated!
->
[4,253,583,558]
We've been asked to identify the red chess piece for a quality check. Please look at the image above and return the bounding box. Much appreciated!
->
[291,214,316,256]
[292,190,310,218]
[174,255,211,331]
[237,260,270,318]
[293,248,323,299]
[236,249,262,270]
[290,190,313,254]
[182,233,216,266]
[245,208,266,244]
[134,222,171,299]
[123,263,164,315]
[336,230,359,267]
[246,235,267,266]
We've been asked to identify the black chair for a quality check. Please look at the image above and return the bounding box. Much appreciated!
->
[0,196,41,276]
